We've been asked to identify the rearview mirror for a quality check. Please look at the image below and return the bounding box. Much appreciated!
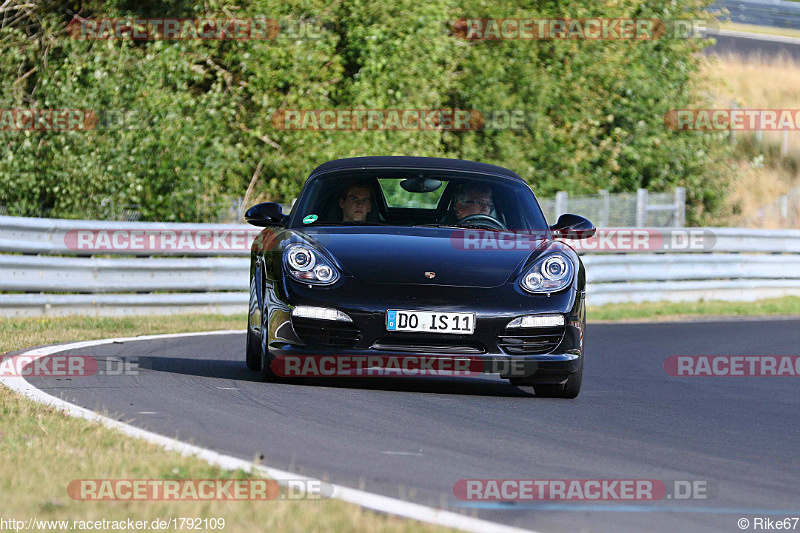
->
[245,202,287,227]
[550,214,596,240]
[401,176,442,193]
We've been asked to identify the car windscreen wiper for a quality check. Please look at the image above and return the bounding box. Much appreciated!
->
[416,223,510,232]
[412,223,462,229]
[306,221,391,226]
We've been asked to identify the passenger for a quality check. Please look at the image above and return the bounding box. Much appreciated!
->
[339,183,373,222]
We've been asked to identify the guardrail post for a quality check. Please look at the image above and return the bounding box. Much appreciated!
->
[636,189,648,227]
[599,189,610,227]
[780,194,789,224]
[675,187,686,227]
[782,130,789,157]
[555,191,568,217]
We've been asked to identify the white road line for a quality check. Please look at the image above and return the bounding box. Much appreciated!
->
[380,450,424,457]
[0,330,536,533]
[705,28,800,45]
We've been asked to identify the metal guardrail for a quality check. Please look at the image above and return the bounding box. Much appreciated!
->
[588,279,800,304]
[700,227,800,252]
[714,0,800,29]
[0,255,248,293]
[3,215,800,315]
[0,215,258,256]
[0,292,248,316]
[583,254,800,282]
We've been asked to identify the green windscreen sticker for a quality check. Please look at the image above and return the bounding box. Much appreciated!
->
[303,214,318,224]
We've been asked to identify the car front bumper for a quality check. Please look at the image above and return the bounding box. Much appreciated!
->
[259,277,585,379]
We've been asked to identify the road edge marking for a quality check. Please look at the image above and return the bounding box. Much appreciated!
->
[1,330,536,533]
[705,27,800,45]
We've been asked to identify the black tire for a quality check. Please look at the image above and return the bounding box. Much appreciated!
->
[259,350,279,382]
[259,312,280,382]
[533,359,583,399]
[510,355,583,398]
[531,383,561,397]
[246,257,263,371]
[245,323,260,371]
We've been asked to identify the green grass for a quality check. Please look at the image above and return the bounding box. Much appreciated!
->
[588,295,800,321]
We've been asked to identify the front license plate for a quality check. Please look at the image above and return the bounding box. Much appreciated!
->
[386,310,475,334]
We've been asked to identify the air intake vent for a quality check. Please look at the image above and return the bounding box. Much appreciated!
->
[371,339,485,354]
[292,317,361,348]
[498,326,564,355]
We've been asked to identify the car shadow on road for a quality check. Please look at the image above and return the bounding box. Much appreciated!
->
[136,356,536,397]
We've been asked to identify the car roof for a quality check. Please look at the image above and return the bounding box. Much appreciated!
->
[308,156,525,182]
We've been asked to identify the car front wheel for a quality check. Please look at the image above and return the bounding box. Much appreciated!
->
[245,319,260,371]
[509,355,583,398]
[533,361,582,399]
[259,311,280,382]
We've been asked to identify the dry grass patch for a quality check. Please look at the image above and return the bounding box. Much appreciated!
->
[0,314,247,355]
[702,53,800,226]
[0,314,456,533]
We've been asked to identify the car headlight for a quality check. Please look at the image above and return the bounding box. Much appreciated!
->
[519,253,573,293]
[284,244,340,285]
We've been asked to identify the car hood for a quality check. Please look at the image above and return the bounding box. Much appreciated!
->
[295,227,548,288]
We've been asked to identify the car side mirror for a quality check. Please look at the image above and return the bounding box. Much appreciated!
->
[245,202,287,227]
[550,214,596,240]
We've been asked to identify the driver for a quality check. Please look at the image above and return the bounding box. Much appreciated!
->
[444,183,494,224]
[339,182,373,222]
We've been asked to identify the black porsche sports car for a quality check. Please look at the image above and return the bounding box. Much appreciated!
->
[244,156,595,398]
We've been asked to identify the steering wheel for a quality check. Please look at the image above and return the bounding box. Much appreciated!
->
[457,214,507,230]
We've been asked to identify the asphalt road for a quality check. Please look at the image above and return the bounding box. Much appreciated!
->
[704,30,800,61]
[25,319,800,533]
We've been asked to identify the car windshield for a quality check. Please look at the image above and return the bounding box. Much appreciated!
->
[290,168,548,231]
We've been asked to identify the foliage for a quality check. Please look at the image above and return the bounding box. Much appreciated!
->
[0,0,728,224]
